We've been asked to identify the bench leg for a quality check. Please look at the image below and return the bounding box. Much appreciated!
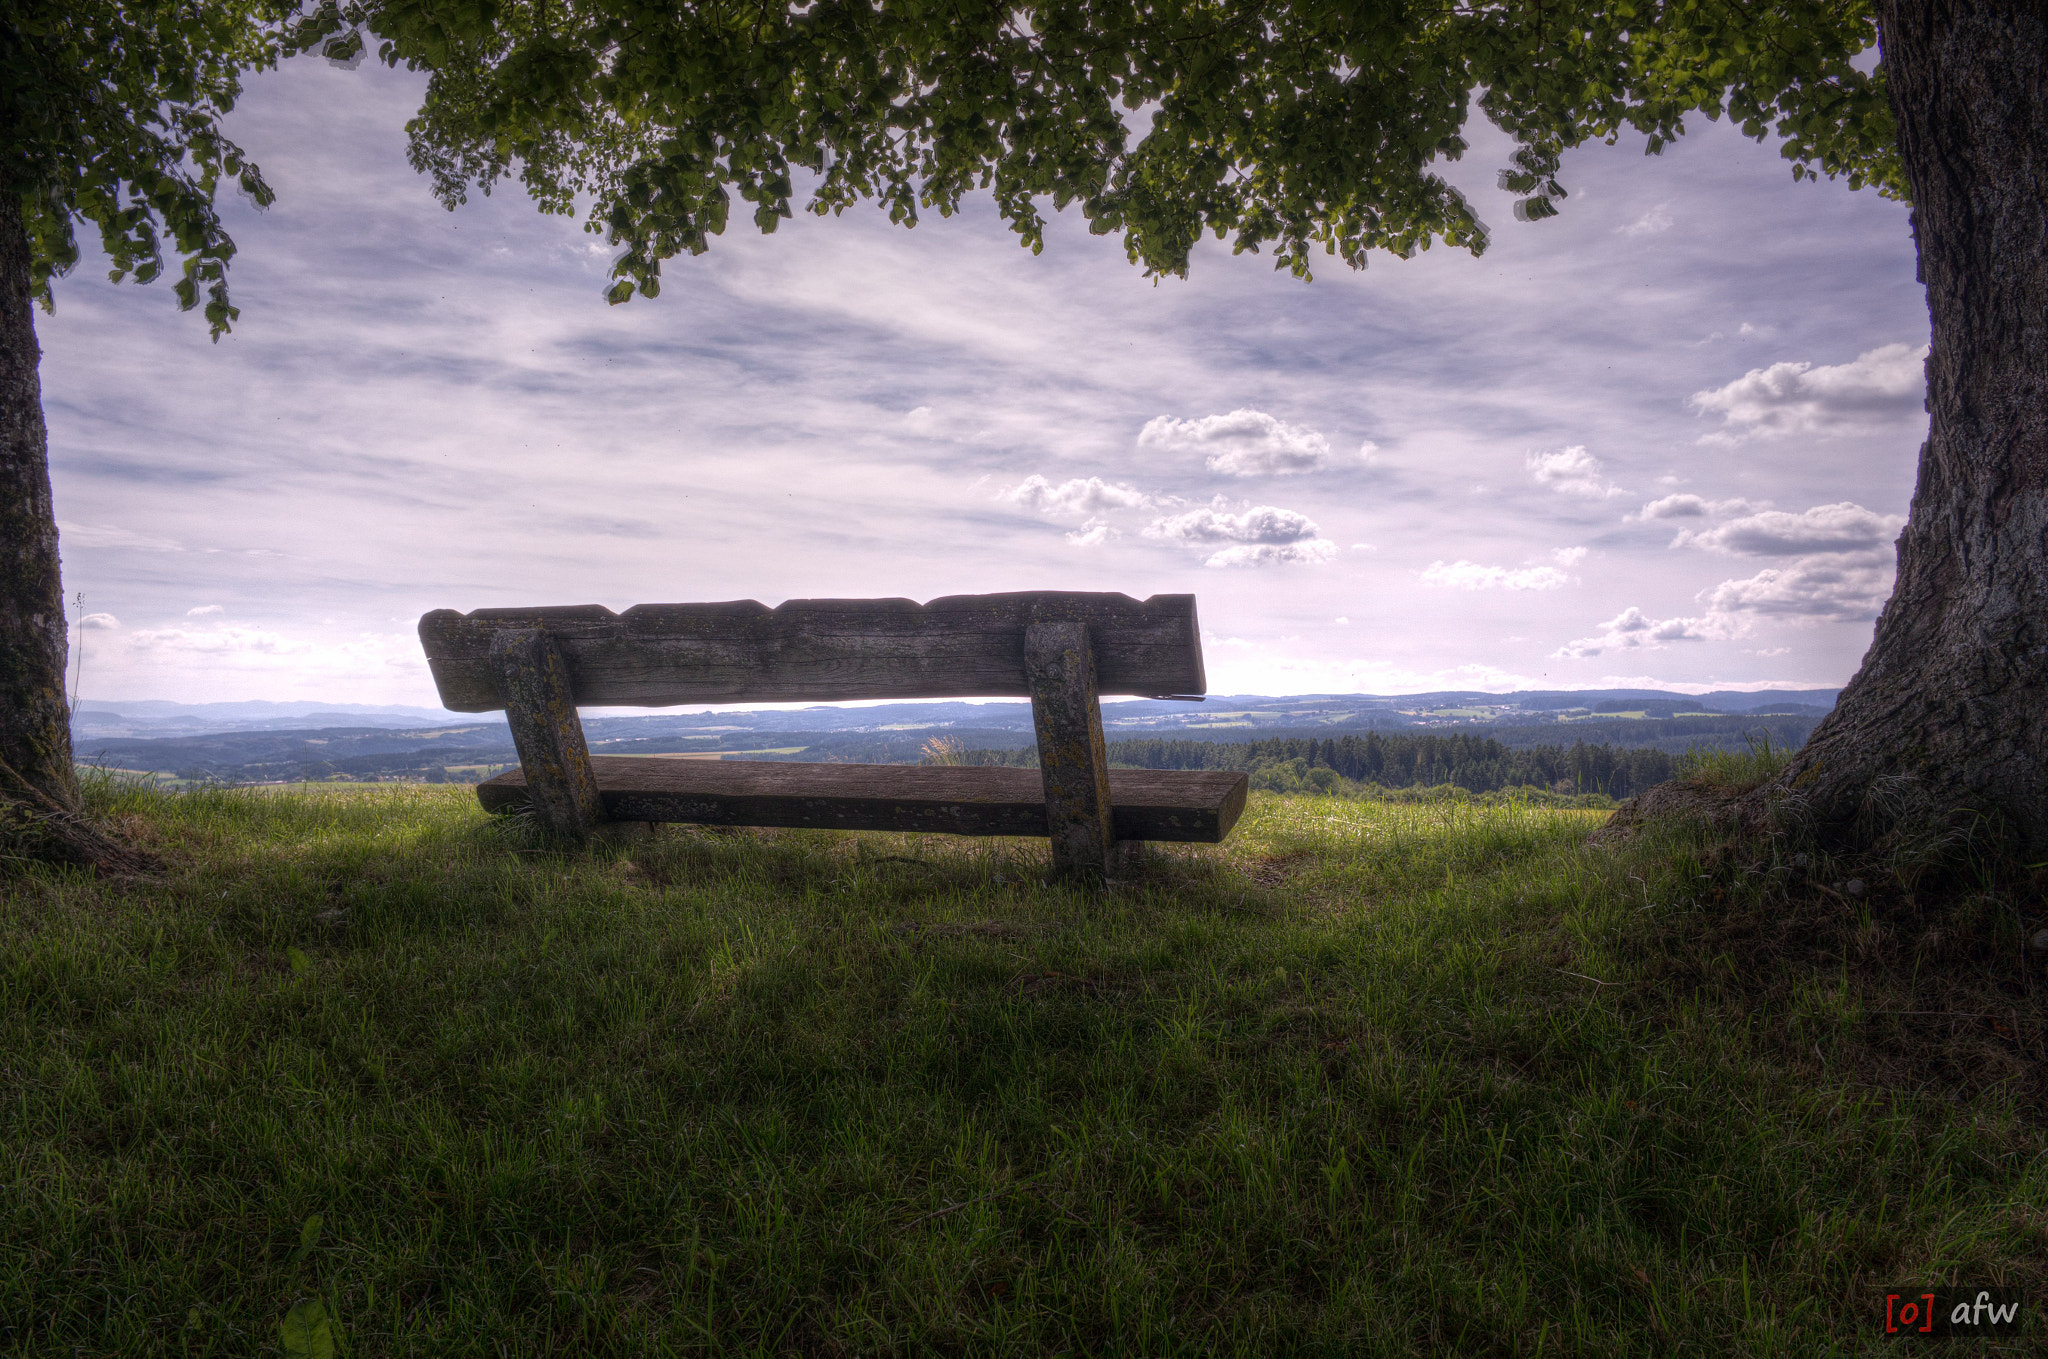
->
[1025,620,1115,881]
[493,628,607,838]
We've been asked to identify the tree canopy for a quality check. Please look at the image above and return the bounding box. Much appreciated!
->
[0,0,300,335]
[2,0,1902,329]
[296,0,1900,306]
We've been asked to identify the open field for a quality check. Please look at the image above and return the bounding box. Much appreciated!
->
[4,783,2043,1355]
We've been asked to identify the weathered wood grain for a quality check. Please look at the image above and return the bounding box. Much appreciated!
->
[1026,620,1114,879]
[476,758,1248,843]
[494,629,606,836]
[419,592,1204,711]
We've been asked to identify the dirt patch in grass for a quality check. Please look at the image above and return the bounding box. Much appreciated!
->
[1005,970,1116,998]
[893,919,1046,942]
[1245,851,1314,889]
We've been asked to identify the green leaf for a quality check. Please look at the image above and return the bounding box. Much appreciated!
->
[286,947,313,975]
[10,0,1902,333]
[279,1298,337,1359]
[288,1213,323,1266]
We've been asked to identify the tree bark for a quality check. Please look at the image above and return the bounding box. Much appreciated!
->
[1756,0,2048,856]
[0,195,81,820]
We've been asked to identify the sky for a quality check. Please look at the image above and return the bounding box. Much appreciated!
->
[39,56,1930,709]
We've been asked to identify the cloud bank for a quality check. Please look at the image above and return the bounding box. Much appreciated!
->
[1527,446,1625,498]
[1556,500,1903,654]
[1001,474,1153,518]
[1671,501,1903,556]
[1143,503,1337,568]
[1553,606,1721,658]
[1689,343,1927,444]
[1698,555,1897,622]
[1421,560,1571,591]
[1628,493,1762,521]
[1139,409,1369,476]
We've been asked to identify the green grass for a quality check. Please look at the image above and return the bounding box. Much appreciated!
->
[3,782,2043,1356]
[1673,733,1796,794]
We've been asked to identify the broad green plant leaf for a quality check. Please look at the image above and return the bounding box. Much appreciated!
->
[287,1213,322,1266]
[279,1298,338,1359]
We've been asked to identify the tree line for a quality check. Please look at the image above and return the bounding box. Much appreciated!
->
[956,731,1680,800]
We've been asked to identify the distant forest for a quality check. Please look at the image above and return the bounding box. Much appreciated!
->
[77,711,1811,790]
[952,731,1707,800]
[775,713,1817,767]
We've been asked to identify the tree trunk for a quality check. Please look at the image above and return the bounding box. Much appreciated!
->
[1757,0,2048,857]
[0,195,81,820]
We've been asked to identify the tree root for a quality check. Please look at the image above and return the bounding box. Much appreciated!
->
[1595,776,2048,1117]
[1600,767,2020,888]
[0,756,160,876]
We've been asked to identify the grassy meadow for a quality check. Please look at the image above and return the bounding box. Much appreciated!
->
[3,778,2043,1355]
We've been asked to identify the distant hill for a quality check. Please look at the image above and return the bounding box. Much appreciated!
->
[73,687,1838,741]
[72,687,1837,785]
[73,700,473,738]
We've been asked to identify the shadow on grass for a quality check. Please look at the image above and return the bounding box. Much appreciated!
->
[1,781,2041,1356]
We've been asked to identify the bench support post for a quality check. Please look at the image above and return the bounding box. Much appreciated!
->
[1025,620,1115,881]
[493,628,607,838]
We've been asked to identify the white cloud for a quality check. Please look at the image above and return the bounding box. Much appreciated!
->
[1699,554,1896,622]
[1526,446,1625,498]
[1550,546,1588,566]
[80,613,120,630]
[56,522,184,552]
[1557,503,1902,656]
[1673,501,1903,556]
[77,622,428,701]
[1637,494,1708,519]
[129,626,308,655]
[1204,653,1548,695]
[1065,521,1112,548]
[1618,203,1673,237]
[1689,343,1927,443]
[1142,503,1336,567]
[1138,409,1365,476]
[1552,607,1722,659]
[1201,540,1339,568]
[1628,493,1763,522]
[1001,474,1152,519]
[1144,503,1321,546]
[186,604,225,616]
[1421,560,1571,591]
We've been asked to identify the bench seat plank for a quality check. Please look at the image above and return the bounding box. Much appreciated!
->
[476,757,1248,843]
[420,592,1203,711]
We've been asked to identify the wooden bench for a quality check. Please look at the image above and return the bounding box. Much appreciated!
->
[416,592,1247,877]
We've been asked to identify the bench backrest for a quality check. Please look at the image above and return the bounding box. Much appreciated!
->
[418,591,1205,712]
